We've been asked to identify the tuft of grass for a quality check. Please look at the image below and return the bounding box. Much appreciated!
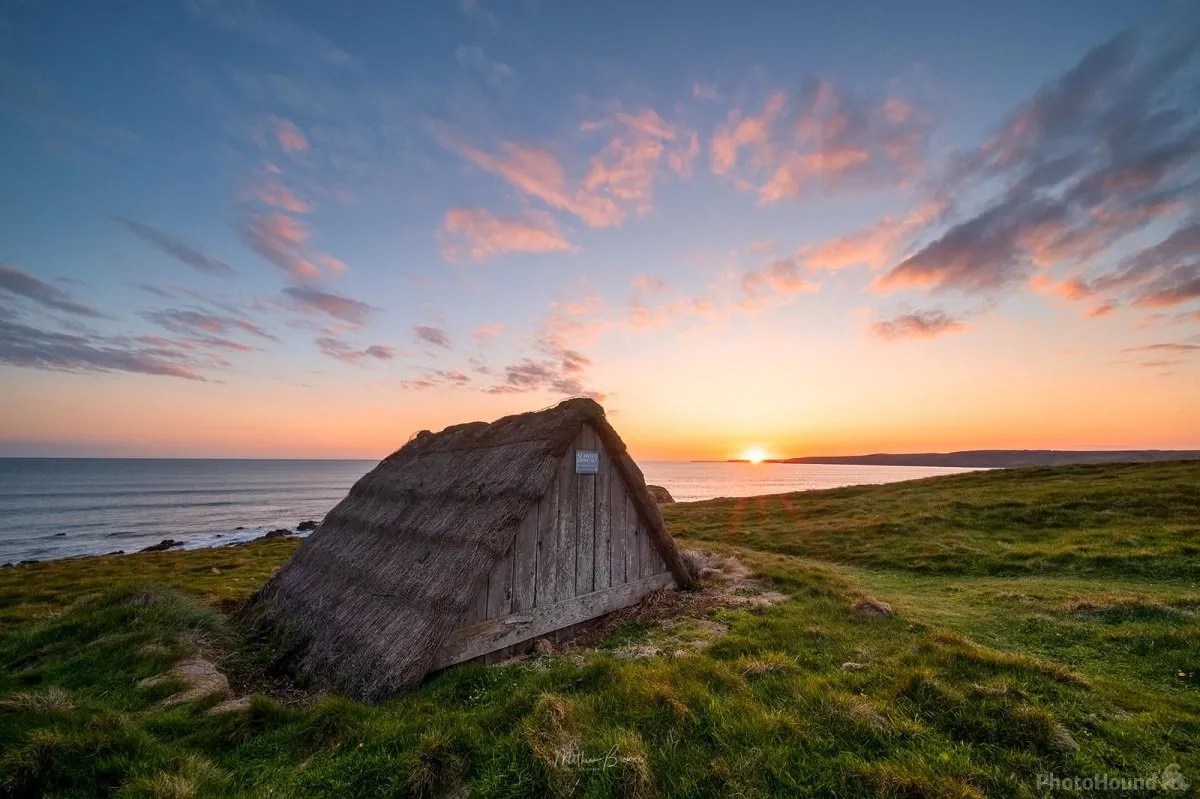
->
[0,686,73,715]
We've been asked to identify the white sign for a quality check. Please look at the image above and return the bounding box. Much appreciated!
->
[575,450,599,475]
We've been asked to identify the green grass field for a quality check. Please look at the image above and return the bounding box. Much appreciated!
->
[1,461,1197,797]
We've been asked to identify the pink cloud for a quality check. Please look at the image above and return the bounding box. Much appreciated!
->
[472,322,503,341]
[712,82,931,202]
[253,181,311,213]
[446,107,694,228]
[439,207,577,262]
[711,91,786,175]
[270,116,308,153]
[452,141,620,227]
[870,309,968,340]
[282,286,375,325]
[240,212,345,280]
[805,201,943,272]
[631,274,667,293]
[316,337,395,365]
[739,257,819,312]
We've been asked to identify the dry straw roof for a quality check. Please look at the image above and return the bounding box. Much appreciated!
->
[253,397,691,700]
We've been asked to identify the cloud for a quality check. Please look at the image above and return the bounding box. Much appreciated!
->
[269,116,309,152]
[486,358,601,399]
[446,107,695,227]
[240,212,344,280]
[186,1,361,70]
[455,45,513,87]
[315,336,395,365]
[413,325,451,349]
[1122,342,1200,353]
[484,299,606,399]
[114,217,235,276]
[805,201,944,272]
[252,181,311,213]
[632,275,667,293]
[711,91,785,175]
[472,323,503,341]
[450,140,620,227]
[870,309,968,340]
[878,17,1200,304]
[0,263,105,317]
[711,82,930,201]
[283,285,375,325]
[0,317,207,380]
[739,257,819,311]
[438,207,577,262]
[692,82,719,100]
[144,308,277,342]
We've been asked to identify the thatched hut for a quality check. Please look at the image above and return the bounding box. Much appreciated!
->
[254,398,692,700]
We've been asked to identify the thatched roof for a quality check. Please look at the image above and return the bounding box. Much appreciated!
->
[252,398,691,700]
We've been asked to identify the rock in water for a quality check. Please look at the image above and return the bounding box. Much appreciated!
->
[258,529,292,541]
[140,539,183,553]
[297,520,319,531]
[647,484,675,503]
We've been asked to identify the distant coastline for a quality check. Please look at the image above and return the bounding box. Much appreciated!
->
[707,450,1200,468]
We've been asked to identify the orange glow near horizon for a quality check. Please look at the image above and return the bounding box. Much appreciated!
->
[741,447,770,464]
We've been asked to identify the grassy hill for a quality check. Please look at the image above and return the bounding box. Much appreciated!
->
[1,461,1197,797]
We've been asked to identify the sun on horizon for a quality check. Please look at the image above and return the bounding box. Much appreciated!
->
[741,447,771,464]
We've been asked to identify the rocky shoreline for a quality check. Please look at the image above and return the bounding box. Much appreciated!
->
[0,519,322,568]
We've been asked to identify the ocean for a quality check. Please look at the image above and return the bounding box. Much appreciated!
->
[0,458,978,564]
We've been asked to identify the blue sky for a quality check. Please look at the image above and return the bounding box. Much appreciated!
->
[1,1,1197,458]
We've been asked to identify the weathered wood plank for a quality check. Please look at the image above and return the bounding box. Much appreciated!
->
[433,572,677,668]
[610,469,626,585]
[594,433,612,590]
[627,492,642,583]
[463,576,487,625]
[640,519,654,579]
[576,426,596,595]
[487,537,513,619]
[555,428,580,601]
[534,483,558,607]
[512,504,538,613]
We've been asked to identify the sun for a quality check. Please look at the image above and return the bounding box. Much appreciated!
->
[741,447,770,464]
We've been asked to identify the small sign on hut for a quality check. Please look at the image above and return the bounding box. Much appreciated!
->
[253,398,692,700]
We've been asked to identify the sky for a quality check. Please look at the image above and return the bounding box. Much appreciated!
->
[1,0,1198,460]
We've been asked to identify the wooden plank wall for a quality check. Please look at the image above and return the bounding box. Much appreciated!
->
[459,423,669,630]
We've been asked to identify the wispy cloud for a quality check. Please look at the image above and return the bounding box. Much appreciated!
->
[711,82,931,202]
[186,0,361,70]
[878,19,1200,306]
[144,307,277,342]
[870,309,968,340]
[472,323,503,341]
[1122,342,1200,354]
[455,45,513,87]
[315,336,395,365]
[0,263,105,318]
[283,285,375,325]
[114,217,235,276]
[252,180,311,213]
[268,116,309,153]
[444,106,695,228]
[413,325,451,349]
[739,257,819,311]
[438,207,577,262]
[0,318,208,380]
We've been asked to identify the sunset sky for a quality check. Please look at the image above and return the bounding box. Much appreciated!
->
[1,1,1197,460]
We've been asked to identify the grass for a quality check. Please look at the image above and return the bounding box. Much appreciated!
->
[0,460,1197,797]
